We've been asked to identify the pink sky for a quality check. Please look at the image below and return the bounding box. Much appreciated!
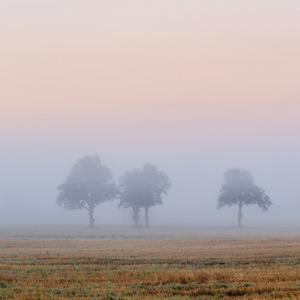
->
[1,0,300,151]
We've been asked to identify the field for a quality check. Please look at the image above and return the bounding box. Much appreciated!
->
[0,226,299,299]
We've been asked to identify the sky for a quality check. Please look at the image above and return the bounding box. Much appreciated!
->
[0,0,300,226]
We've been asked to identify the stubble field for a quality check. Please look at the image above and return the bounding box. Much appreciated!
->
[0,226,299,299]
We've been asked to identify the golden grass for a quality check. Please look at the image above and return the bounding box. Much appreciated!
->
[0,236,299,299]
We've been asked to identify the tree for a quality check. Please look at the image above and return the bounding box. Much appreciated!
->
[119,164,171,227]
[142,164,171,227]
[217,168,272,227]
[57,155,118,227]
[119,169,143,227]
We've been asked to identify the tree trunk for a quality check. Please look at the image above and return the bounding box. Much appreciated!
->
[238,204,243,228]
[145,207,149,228]
[88,208,95,228]
[132,206,139,227]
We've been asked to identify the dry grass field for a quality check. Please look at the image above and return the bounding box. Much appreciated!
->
[0,226,299,299]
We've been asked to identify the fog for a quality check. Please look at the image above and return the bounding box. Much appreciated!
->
[1,140,299,227]
[1,1,300,228]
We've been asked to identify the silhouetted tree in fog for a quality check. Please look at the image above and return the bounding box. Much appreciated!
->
[119,169,142,227]
[57,156,118,227]
[119,164,171,227]
[217,168,272,227]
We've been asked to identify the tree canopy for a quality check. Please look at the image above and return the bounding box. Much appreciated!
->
[57,155,118,227]
[119,164,171,227]
[217,168,272,227]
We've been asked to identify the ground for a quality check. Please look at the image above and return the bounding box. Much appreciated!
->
[0,226,299,299]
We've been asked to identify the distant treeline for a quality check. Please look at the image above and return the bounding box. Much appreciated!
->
[57,155,272,228]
